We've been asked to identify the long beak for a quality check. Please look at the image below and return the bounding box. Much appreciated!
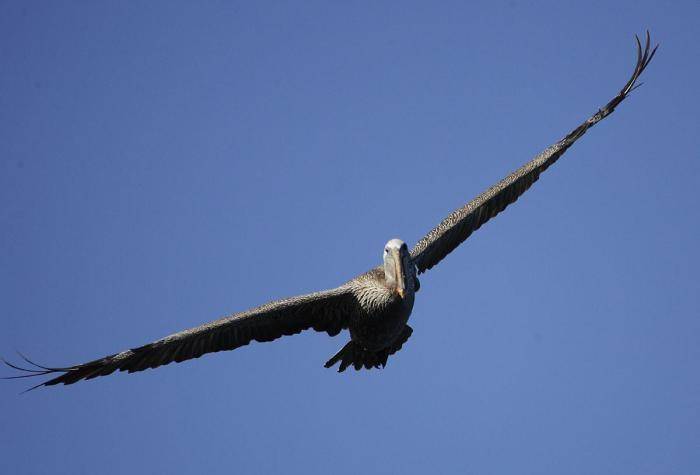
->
[391,248,406,298]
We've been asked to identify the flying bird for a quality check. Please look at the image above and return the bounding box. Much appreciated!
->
[3,33,658,390]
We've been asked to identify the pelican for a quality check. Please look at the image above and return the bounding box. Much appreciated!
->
[3,33,657,390]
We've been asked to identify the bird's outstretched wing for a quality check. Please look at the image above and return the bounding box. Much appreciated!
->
[3,286,358,390]
[411,32,658,274]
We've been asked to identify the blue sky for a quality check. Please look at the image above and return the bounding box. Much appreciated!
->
[1,2,699,474]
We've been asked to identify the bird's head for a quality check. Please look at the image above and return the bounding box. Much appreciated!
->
[383,238,411,298]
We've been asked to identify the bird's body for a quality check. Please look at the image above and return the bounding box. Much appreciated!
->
[3,33,657,390]
[348,269,413,349]
[305,270,414,372]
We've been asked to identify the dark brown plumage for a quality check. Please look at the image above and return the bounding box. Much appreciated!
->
[3,33,657,391]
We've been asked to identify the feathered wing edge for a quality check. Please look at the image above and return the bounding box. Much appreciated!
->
[411,32,658,274]
[3,286,358,391]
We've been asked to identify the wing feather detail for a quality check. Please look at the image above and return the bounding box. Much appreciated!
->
[411,32,657,274]
[3,286,358,389]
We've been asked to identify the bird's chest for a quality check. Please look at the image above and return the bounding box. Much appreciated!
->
[350,292,414,351]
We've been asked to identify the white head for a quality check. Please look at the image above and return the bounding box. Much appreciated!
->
[383,238,411,298]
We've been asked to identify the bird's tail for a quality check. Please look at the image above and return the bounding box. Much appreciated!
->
[323,325,413,372]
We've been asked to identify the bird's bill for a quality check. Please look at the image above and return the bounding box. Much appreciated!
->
[390,248,406,298]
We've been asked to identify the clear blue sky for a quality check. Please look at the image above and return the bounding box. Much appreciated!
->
[2,2,698,474]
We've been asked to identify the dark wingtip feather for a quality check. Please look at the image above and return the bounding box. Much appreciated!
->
[20,381,48,394]
[16,351,74,372]
[2,352,77,391]
[2,356,45,374]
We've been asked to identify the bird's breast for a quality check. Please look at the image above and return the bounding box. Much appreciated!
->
[349,284,415,351]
